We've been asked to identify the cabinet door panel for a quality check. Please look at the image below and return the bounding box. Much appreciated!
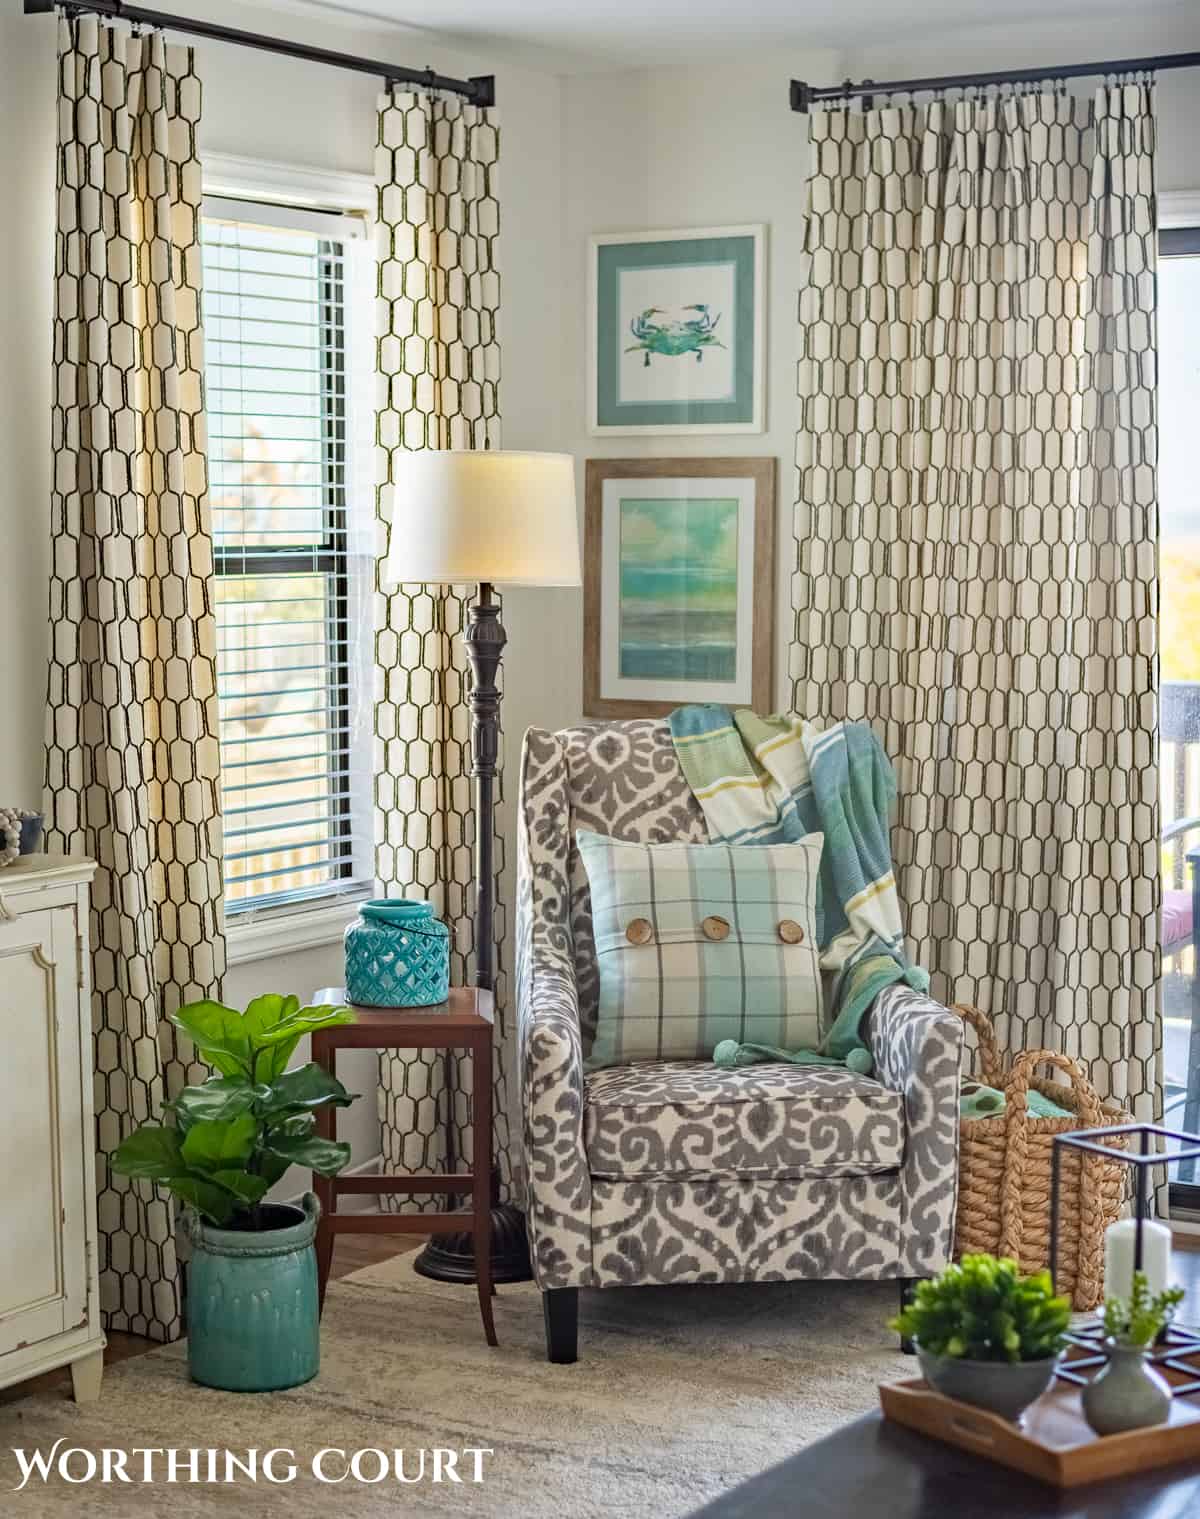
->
[0,907,86,1356]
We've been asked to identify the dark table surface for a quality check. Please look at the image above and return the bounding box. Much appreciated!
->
[690,1410,1200,1519]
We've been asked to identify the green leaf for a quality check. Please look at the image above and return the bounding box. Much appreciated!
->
[251,1004,355,1081]
[180,1115,258,1173]
[164,1176,237,1226]
[210,1169,271,1204]
[257,1063,358,1119]
[170,1000,253,1076]
[168,1077,258,1128]
[111,1126,185,1179]
[255,1035,304,1083]
[262,1133,353,1177]
[256,1149,294,1187]
[242,993,300,1039]
[254,1004,356,1048]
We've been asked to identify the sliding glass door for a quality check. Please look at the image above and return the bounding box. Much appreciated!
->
[1160,220,1200,1207]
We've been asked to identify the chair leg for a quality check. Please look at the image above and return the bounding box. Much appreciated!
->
[898,1277,923,1355]
[542,1288,579,1365]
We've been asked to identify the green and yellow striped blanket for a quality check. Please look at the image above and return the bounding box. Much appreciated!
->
[667,705,928,1073]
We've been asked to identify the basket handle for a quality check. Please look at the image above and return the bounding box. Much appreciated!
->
[950,1003,1004,1089]
[997,1049,1104,1276]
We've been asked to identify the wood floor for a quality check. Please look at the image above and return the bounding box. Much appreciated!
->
[9,1234,1200,1407]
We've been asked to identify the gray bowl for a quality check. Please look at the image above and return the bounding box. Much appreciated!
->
[916,1344,1063,1423]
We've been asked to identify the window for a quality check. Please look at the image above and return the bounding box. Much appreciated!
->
[202,196,371,914]
[1159,217,1200,1206]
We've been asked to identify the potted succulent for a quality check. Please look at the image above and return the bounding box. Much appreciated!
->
[1081,1272,1186,1435]
[112,994,357,1392]
[890,1254,1071,1422]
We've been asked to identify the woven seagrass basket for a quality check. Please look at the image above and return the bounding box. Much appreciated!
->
[952,1004,1131,1311]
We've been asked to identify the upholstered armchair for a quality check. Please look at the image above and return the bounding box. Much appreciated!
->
[516,720,964,1363]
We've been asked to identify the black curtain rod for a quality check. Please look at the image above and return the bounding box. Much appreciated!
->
[790,47,1200,112]
[24,0,495,106]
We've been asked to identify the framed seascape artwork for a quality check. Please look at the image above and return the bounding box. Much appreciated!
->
[583,458,776,719]
[588,225,766,435]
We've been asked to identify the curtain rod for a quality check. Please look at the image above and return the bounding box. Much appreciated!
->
[24,0,496,107]
[790,48,1200,112]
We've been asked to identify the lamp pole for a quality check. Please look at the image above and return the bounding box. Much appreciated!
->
[412,580,535,1285]
[465,582,502,992]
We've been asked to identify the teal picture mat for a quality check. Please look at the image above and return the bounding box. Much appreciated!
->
[596,234,757,428]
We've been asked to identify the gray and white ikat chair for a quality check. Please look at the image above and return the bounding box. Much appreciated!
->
[516,720,964,1363]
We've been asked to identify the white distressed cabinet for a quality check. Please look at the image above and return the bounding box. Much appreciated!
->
[0,855,104,1402]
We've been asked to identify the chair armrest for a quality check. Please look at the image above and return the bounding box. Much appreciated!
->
[516,729,594,1288]
[866,983,964,1277]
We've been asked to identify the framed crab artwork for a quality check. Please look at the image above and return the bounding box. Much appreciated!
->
[588,225,766,434]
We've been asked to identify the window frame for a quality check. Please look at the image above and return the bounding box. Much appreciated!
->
[200,167,376,941]
[1158,203,1200,1219]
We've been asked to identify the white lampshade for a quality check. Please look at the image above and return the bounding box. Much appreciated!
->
[382,450,581,590]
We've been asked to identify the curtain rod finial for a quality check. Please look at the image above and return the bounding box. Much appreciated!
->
[470,74,496,108]
[790,79,811,113]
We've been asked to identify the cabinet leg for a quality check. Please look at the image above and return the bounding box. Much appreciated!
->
[70,1347,104,1403]
[542,1287,579,1365]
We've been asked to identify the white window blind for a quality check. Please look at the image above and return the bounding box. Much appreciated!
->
[202,196,371,913]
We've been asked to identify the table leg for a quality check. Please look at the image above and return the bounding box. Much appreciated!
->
[313,1034,336,1316]
[473,1029,497,1347]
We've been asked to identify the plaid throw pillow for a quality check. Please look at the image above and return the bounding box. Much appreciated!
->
[578,830,824,1071]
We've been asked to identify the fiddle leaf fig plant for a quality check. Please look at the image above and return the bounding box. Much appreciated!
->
[890,1254,1071,1363]
[111,995,358,1230]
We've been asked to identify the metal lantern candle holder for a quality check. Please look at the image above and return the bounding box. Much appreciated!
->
[1049,1123,1200,1397]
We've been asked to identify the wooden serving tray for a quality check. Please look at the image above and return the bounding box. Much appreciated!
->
[880,1367,1200,1488]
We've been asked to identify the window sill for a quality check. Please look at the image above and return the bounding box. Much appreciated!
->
[225,893,368,968]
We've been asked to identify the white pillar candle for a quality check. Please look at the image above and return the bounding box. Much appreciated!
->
[1103,1216,1172,1301]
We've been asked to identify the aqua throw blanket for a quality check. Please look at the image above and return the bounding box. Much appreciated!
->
[667,706,929,1074]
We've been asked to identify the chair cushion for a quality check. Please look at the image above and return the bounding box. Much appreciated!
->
[1163,889,1193,953]
[584,1060,905,1181]
[577,830,824,1070]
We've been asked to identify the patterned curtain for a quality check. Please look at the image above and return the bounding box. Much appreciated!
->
[373,89,515,1204]
[44,14,220,1340]
[793,83,1160,1125]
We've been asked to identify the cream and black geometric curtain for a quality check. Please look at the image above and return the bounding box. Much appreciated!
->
[373,89,515,1205]
[793,83,1160,1125]
[44,15,221,1340]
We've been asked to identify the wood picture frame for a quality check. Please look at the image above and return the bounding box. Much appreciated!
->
[583,457,776,720]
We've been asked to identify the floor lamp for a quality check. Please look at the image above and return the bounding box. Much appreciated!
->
[381,450,581,1283]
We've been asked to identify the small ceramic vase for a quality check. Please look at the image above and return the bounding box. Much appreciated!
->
[344,898,450,1007]
[1081,1339,1172,1436]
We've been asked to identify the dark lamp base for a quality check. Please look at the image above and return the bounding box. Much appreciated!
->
[412,1202,534,1285]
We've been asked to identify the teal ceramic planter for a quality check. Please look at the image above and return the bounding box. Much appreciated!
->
[186,1195,320,1392]
[344,897,450,1007]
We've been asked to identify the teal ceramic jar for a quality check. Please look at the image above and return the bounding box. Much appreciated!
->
[186,1195,320,1392]
[344,898,450,1007]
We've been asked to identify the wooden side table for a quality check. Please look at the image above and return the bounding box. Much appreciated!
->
[310,985,497,1347]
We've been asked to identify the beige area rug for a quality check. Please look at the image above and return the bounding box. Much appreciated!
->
[0,1254,908,1517]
